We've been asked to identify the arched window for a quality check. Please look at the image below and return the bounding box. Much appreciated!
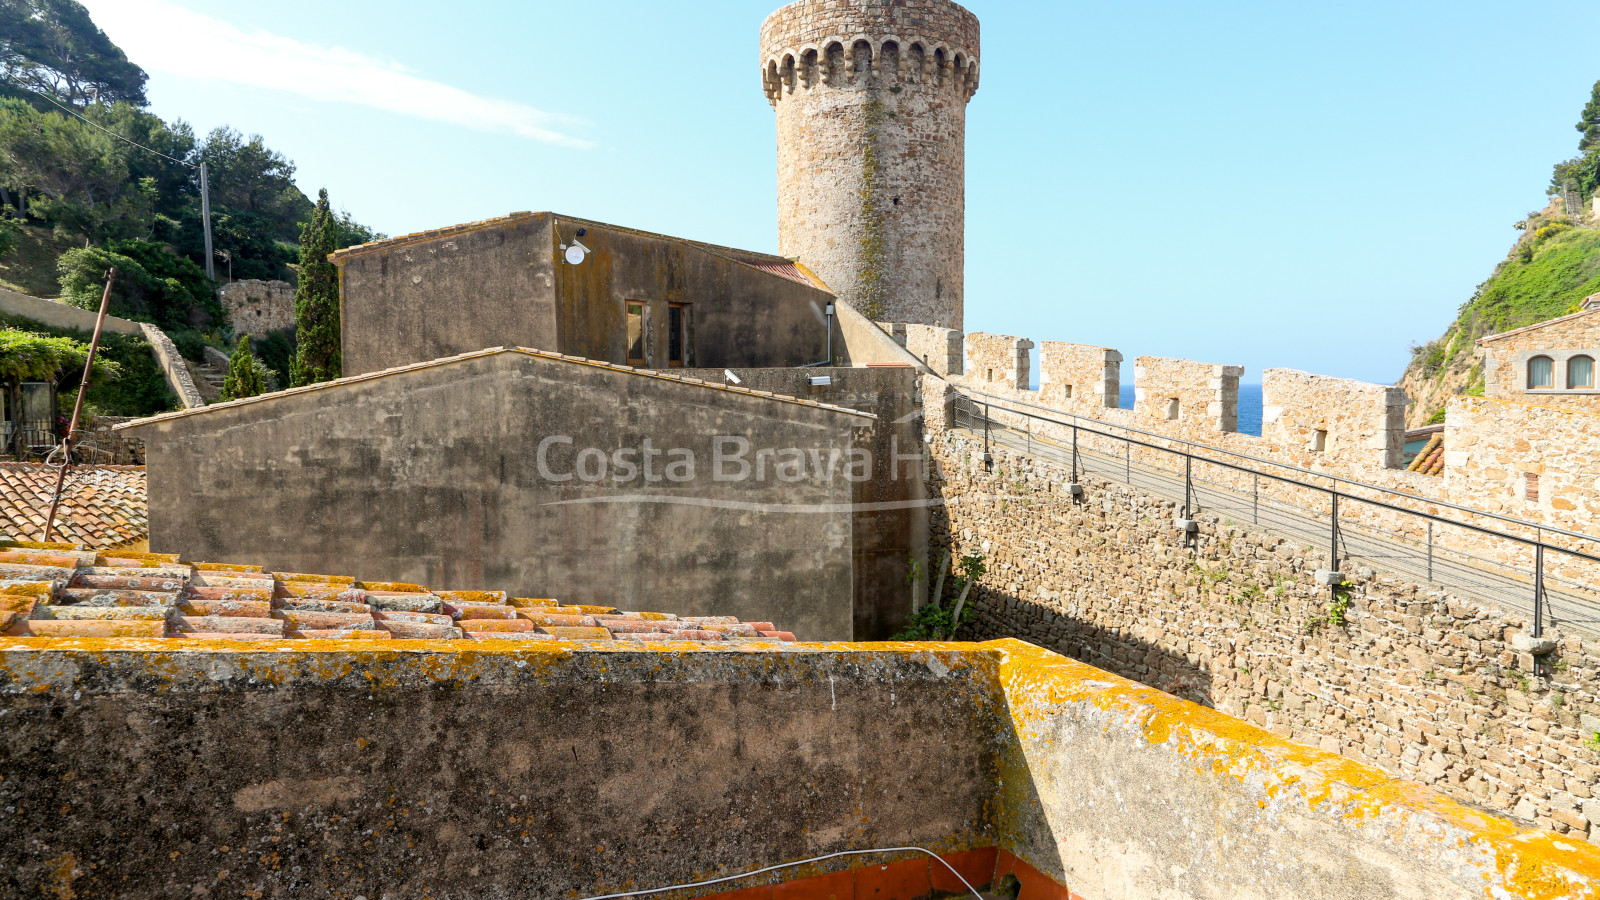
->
[1528,355,1554,389]
[1569,355,1595,389]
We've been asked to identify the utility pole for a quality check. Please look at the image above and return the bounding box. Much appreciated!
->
[200,161,216,281]
[44,268,117,542]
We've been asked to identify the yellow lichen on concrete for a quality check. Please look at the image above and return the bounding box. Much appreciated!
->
[983,637,1600,899]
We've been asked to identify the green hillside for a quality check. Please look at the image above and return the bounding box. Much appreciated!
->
[1399,78,1600,426]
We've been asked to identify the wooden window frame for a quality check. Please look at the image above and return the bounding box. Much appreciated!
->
[625,301,646,367]
[667,302,690,368]
[1568,355,1595,389]
[1527,355,1554,390]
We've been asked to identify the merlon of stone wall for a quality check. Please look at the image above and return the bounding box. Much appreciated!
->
[1133,355,1242,435]
[1262,368,1404,468]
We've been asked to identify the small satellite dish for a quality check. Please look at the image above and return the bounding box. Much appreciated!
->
[564,242,588,265]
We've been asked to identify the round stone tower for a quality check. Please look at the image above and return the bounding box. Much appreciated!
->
[761,0,979,329]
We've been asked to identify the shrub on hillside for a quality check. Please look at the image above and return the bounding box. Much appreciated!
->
[57,241,218,329]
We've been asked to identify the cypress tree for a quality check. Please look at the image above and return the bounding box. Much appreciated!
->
[291,188,341,386]
[219,335,267,401]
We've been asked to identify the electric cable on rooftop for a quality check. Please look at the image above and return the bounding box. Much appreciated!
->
[572,846,986,900]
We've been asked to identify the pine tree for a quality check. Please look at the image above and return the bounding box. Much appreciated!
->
[1579,79,1600,153]
[291,188,341,386]
[219,335,267,401]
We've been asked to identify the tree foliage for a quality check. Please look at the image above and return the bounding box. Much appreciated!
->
[219,334,269,401]
[0,1,383,319]
[1552,79,1600,198]
[0,0,148,107]
[0,326,119,382]
[291,189,340,386]
[57,240,219,328]
[0,97,155,241]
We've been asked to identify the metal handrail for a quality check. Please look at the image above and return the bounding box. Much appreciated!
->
[952,392,1600,647]
[955,386,1600,550]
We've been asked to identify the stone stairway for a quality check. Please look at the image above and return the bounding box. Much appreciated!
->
[0,542,798,643]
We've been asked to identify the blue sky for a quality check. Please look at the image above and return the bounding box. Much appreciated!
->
[81,0,1600,385]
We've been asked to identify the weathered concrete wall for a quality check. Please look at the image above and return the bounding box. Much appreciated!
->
[335,214,559,377]
[219,279,294,335]
[3,637,1596,899]
[930,430,1600,842]
[1038,341,1120,412]
[1262,368,1405,468]
[1445,397,1600,530]
[1480,307,1600,412]
[551,217,832,370]
[0,286,143,335]
[963,333,1033,391]
[683,366,926,639]
[763,1,979,328]
[994,641,1600,900]
[1134,355,1242,435]
[0,643,1001,900]
[834,301,933,371]
[122,349,869,640]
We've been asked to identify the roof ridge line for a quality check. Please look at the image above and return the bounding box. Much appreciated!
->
[115,348,876,431]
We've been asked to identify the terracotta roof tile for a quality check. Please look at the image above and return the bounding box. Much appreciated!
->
[0,464,146,549]
[0,551,803,648]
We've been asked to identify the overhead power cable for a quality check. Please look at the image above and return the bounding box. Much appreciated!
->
[19,87,219,277]
[26,88,196,168]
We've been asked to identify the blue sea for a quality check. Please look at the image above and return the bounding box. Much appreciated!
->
[1022,374,1265,436]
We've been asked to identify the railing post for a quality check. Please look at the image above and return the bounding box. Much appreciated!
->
[1251,471,1259,524]
[1125,439,1131,483]
[1426,520,1434,583]
[1329,490,1340,573]
[1071,426,1079,482]
[983,403,991,457]
[1534,543,1545,640]
[1184,454,1193,518]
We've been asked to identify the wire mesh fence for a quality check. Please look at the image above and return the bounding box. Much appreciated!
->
[952,393,1600,639]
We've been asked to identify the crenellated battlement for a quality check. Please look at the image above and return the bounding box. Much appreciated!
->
[765,0,977,329]
[760,37,980,104]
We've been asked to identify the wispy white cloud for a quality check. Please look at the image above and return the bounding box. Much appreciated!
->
[80,0,592,148]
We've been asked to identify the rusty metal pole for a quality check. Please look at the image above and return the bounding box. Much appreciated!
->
[43,267,116,542]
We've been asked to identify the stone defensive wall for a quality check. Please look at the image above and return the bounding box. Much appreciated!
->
[925,422,1600,844]
[4,635,1597,899]
[939,329,1600,589]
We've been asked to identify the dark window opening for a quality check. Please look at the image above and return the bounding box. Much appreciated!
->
[626,302,645,366]
[668,303,689,367]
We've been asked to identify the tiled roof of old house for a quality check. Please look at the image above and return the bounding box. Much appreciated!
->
[0,464,146,549]
[1407,433,1444,476]
[114,346,875,432]
[0,542,800,644]
[1476,302,1600,343]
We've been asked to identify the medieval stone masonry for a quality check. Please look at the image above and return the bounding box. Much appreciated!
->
[762,0,979,329]
[926,427,1600,841]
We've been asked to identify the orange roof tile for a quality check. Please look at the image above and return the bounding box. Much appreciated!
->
[0,464,146,549]
[0,548,803,647]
